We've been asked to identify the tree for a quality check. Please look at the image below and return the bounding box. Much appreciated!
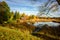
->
[7,11,14,22]
[0,1,10,23]
[30,0,59,17]
[56,0,60,5]
[14,11,20,20]
[29,15,35,19]
[21,13,26,17]
[37,0,59,17]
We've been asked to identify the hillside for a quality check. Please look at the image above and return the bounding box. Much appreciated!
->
[0,22,60,40]
[0,26,43,40]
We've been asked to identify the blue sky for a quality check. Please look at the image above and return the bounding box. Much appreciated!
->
[0,0,60,17]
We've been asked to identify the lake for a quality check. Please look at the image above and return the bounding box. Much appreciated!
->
[34,22,60,27]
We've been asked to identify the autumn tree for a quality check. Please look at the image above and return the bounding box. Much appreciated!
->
[21,13,26,17]
[29,15,35,19]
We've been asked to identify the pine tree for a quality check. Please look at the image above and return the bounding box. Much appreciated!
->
[14,11,20,20]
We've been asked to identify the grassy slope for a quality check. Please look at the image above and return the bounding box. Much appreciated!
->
[0,21,60,40]
[0,26,43,40]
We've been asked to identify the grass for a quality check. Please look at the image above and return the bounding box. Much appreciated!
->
[32,32,60,39]
[0,26,23,40]
[1,22,36,33]
[0,21,60,40]
[0,26,43,40]
[32,25,60,40]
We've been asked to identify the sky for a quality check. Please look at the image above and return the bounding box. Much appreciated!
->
[0,0,60,17]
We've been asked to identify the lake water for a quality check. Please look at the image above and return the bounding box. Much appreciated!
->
[34,22,60,27]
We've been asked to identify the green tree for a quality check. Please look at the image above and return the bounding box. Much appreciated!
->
[14,11,20,20]
[7,11,14,22]
[0,1,10,23]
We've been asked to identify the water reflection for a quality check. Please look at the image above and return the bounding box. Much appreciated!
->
[34,22,60,27]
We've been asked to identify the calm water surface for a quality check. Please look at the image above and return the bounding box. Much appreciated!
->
[34,22,60,27]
